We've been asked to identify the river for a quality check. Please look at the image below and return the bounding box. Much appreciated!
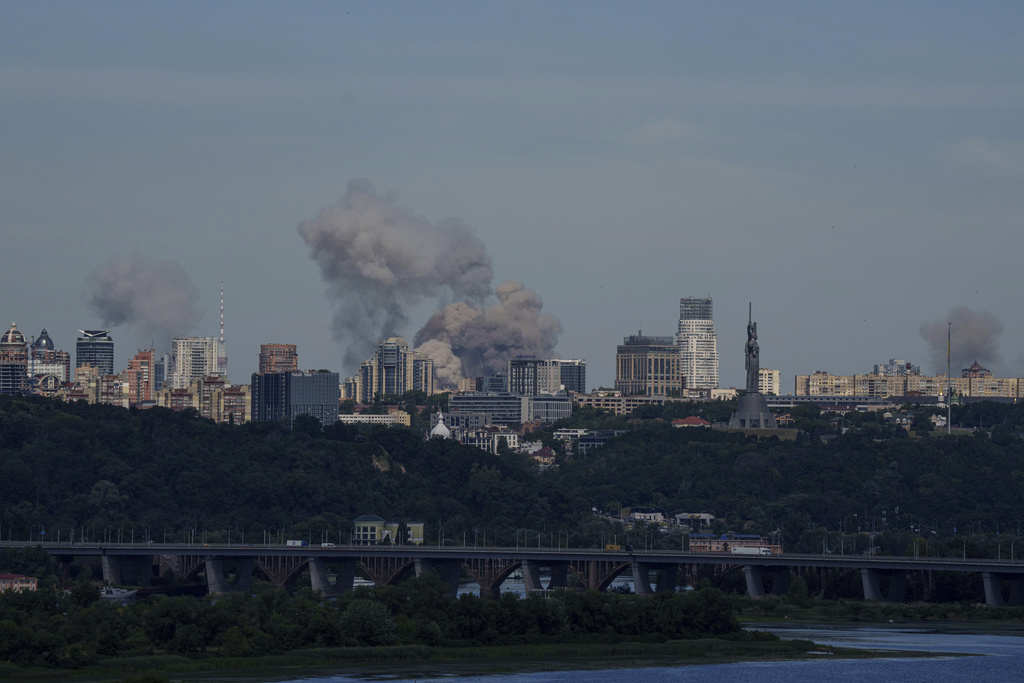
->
[253,624,1024,683]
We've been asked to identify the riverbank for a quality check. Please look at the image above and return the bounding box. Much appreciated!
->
[2,636,931,682]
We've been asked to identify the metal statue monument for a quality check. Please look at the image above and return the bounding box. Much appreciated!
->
[728,302,777,429]
[745,303,759,394]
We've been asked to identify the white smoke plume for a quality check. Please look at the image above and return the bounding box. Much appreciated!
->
[86,254,202,349]
[299,179,494,369]
[414,280,563,386]
[920,306,1004,374]
[414,338,464,390]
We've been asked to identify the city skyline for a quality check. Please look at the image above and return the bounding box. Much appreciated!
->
[2,3,1022,389]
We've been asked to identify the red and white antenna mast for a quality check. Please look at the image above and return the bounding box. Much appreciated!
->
[218,282,228,376]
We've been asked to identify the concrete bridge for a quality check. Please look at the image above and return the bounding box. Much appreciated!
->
[6,542,1024,607]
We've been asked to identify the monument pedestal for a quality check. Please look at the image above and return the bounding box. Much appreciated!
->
[728,392,777,429]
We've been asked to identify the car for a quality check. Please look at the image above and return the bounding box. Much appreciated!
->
[321,542,336,548]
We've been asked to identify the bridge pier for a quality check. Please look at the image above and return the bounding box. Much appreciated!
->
[981,572,1024,607]
[414,558,462,597]
[309,557,355,596]
[743,565,790,598]
[205,557,255,594]
[100,553,154,586]
[631,562,678,595]
[522,560,569,593]
[860,568,906,602]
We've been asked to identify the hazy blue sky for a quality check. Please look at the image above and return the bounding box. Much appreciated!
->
[2,2,1022,391]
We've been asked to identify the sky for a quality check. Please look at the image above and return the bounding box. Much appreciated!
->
[2,1,1022,392]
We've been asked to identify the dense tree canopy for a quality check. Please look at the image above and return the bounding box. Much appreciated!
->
[1,394,1023,555]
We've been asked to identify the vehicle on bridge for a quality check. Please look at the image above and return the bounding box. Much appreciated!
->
[286,540,307,547]
[731,546,773,556]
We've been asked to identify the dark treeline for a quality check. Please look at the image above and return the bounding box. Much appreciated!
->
[1,394,1024,555]
[0,565,739,671]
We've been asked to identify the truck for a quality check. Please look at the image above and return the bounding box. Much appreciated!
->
[286,540,308,547]
[731,546,772,556]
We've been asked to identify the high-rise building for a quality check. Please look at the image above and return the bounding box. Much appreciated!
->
[28,328,71,386]
[0,323,29,395]
[614,332,682,397]
[259,343,298,374]
[251,370,340,426]
[676,297,719,391]
[76,330,114,378]
[758,368,781,396]
[167,337,222,389]
[153,375,251,423]
[357,337,433,400]
[505,357,586,395]
[553,358,587,394]
[507,357,560,395]
[125,349,155,405]
[153,352,171,391]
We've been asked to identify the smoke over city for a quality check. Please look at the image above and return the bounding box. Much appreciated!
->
[414,280,563,387]
[299,179,562,381]
[919,306,1004,374]
[86,254,202,348]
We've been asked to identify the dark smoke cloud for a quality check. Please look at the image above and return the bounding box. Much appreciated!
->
[920,306,1004,374]
[414,280,563,387]
[86,254,202,348]
[299,179,494,369]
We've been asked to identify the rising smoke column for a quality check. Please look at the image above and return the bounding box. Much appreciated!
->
[299,180,563,382]
[86,254,202,348]
[919,306,1004,373]
[414,280,563,387]
[298,179,494,369]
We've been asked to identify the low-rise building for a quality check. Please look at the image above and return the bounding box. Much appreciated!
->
[0,574,38,593]
[573,391,666,416]
[336,411,411,427]
[690,533,781,554]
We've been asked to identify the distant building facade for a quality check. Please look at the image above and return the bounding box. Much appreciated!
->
[167,337,222,389]
[251,370,340,427]
[259,343,298,374]
[28,328,71,386]
[352,337,434,402]
[76,330,114,378]
[676,297,719,391]
[614,332,682,397]
[448,392,572,425]
[0,323,29,395]
[125,349,155,405]
[573,391,667,416]
[795,366,1023,399]
[0,574,38,593]
[758,368,781,396]
[507,357,559,395]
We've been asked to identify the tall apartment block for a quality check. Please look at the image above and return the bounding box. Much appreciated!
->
[614,332,683,397]
[506,357,587,395]
[0,323,29,395]
[676,297,719,390]
[554,358,587,394]
[126,349,155,405]
[507,357,560,395]
[167,336,222,389]
[28,328,71,385]
[76,330,114,378]
[259,343,298,374]
[252,370,340,426]
[354,337,434,401]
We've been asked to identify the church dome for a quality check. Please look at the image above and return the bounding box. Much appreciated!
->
[31,328,54,351]
[1,323,25,346]
[430,411,451,439]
